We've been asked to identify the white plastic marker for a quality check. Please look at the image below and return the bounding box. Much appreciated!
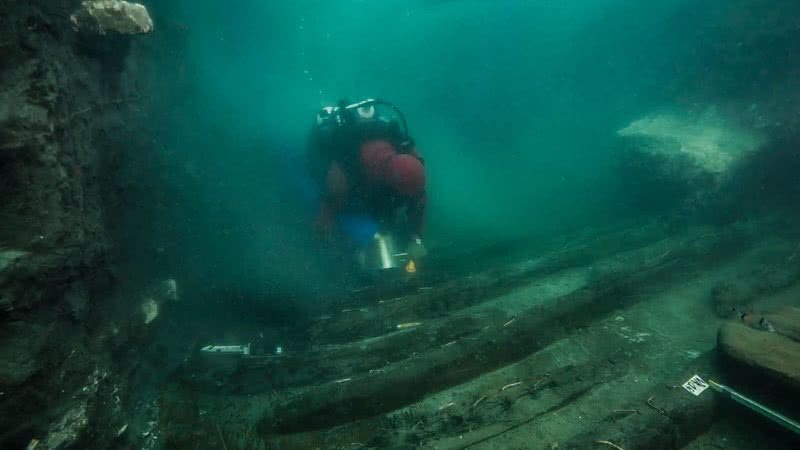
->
[681,374,710,396]
[682,374,800,435]
[201,343,251,356]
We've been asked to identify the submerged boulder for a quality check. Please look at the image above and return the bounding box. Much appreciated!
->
[616,108,764,213]
[70,0,154,35]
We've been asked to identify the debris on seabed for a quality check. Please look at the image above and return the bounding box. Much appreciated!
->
[438,402,456,411]
[646,395,668,416]
[612,409,639,420]
[396,322,422,329]
[141,298,158,324]
[595,440,624,450]
[472,395,487,408]
[379,296,407,304]
[369,367,387,376]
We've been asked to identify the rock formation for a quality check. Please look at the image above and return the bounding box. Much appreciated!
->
[616,108,765,215]
[70,0,154,35]
[0,2,154,448]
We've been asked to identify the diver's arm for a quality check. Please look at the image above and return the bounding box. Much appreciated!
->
[405,191,428,260]
[404,141,427,239]
[408,191,427,239]
[315,162,349,234]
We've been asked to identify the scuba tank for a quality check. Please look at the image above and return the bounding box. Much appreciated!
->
[313,98,414,152]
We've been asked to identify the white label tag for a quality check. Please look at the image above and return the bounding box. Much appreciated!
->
[682,374,710,396]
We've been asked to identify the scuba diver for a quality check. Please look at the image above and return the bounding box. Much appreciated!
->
[307,98,428,273]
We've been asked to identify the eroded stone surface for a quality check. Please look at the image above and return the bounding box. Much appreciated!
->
[616,108,766,213]
[0,3,147,448]
[41,402,90,450]
[618,110,764,176]
[70,0,154,35]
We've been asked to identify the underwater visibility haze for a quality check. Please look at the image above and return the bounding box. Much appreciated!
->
[133,0,712,301]
[1,0,800,449]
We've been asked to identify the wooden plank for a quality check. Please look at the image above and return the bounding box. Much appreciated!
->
[259,226,751,435]
[718,321,800,389]
[559,357,717,450]
[309,223,675,344]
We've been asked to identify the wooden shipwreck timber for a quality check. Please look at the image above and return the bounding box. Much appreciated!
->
[177,220,800,450]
